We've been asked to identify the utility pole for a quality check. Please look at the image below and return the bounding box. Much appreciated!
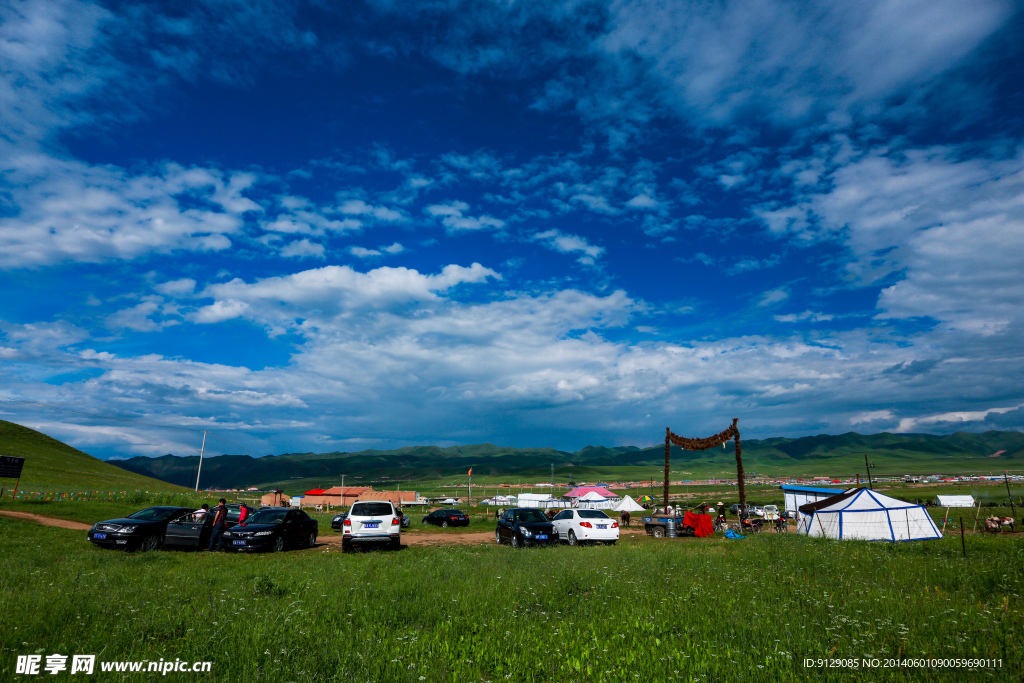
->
[864,453,875,489]
[194,430,207,492]
[1005,471,1017,519]
[551,462,554,487]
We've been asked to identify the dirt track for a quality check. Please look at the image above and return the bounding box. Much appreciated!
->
[0,510,91,530]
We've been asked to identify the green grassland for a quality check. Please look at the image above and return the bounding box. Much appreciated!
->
[0,420,190,494]
[1,515,1020,682]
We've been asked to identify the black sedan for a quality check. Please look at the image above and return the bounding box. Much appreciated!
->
[220,507,318,552]
[87,506,196,551]
[422,508,470,527]
[330,512,347,530]
[495,508,557,547]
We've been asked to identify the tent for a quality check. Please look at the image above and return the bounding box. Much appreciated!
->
[935,495,975,508]
[518,493,569,509]
[577,490,614,509]
[566,486,617,499]
[613,495,645,512]
[796,488,941,541]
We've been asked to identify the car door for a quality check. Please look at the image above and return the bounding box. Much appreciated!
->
[551,510,573,539]
[498,510,514,541]
[164,512,207,548]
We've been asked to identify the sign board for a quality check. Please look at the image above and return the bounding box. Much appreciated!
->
[0,455,25,479]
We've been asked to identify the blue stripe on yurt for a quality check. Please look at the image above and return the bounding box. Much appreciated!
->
[838,511,843,539]
[885,509,895,541]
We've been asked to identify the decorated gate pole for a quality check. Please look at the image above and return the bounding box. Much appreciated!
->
[664,418,745,510]
[663,428,671,509]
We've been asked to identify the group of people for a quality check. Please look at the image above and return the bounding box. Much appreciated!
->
[191,498,249,552]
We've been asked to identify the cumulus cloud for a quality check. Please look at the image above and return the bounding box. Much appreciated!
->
[532,229,605,265]
[774,310,834,323]
[761,144,1024,333]
[281,239,326,259]
[425,201,505,232]
[0,153,259,267]
[193,263,500,328]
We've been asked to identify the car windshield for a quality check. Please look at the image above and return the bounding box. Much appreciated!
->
[127,507,184,521]
[513,509,548,523]
[351,502,392,517]
[578,510,610,519]
[245,510,287,525]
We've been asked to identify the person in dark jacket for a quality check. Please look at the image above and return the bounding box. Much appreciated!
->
[208,498,229,551]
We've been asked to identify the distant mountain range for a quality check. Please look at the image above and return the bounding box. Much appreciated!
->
[109,430,1024,491]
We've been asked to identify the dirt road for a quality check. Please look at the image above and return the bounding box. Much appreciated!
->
[0,510,91,530]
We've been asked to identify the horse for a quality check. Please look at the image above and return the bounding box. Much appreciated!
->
[621,510,631,527]
[984,516,1014,532]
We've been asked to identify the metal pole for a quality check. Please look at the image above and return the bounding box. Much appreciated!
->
[1004,471,1016,518]
[864,453,873,489]
[959,517,966,558]
[194,431,207,492]
[663,428,671,509]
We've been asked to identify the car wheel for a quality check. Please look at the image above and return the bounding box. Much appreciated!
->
[272,536,285,553]
[341,540,351,553]
[652,526,665,538]
[139,534,159,552]
[307,532,317,548]
[441,521,449,528]
[511,534,522,548]
[495,530,502,544]
[567,530,578,547]
[390,537,401,550]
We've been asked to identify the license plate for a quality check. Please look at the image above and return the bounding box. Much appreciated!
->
[94,533,106,539]
[232,540,246,546]
[598,525,607,529]
[536,534,547,539]
[365,523,379,529]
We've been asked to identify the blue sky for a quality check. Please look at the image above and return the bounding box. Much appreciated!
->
[1,0,1022,459]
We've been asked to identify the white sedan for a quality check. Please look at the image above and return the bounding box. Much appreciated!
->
[550,509,619,546]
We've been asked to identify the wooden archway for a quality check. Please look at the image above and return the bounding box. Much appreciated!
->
[664,418,744,509]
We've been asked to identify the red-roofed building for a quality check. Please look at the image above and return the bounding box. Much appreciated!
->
[566,486,617,499]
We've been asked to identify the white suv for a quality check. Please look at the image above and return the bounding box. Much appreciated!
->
[342,500,401,551]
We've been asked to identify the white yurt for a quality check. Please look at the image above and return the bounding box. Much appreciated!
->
[612,495,646,512]
[797,488,941,541]
[577,490,615,509]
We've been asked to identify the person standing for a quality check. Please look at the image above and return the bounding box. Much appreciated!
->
[621,510,631,527]
[208,498,229,552]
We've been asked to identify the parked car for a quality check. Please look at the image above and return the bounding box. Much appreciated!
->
[342,500,401,551]
[399,511,411,529]
[550,509,619,546]
[162,503,258,550]
[422,508,470,527]
[220,507,318,552]
[87,506,196,551]
[495,507,557,548]
[762,504,780,521]
[330,512,347,530]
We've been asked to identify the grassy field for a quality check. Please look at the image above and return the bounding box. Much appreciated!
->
[1,512,1020,682]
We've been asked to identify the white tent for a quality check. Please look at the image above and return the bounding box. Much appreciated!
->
[796,488,941,541]
[612,494,645,512]
[518,493,569,509]
[935,495,975,508]
[577,490,615,510]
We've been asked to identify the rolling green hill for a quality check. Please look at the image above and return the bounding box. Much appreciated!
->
[0,420,191,493]
[109,429,1024,492]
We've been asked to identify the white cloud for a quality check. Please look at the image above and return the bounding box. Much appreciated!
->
[532,229,605,265]
[337,199,404,222]
[349,246,380,258]
[155,278,196,296]
[756,287,789,307]
[598,0,1010,125]
[106,298,180,332]
[763,144,1024,333]
[0,153,257,267]
[425,201,505,232]
[194,263,500,328]
[895,404,1024,433]
[281,239,326,259]
[774,310,834,323]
